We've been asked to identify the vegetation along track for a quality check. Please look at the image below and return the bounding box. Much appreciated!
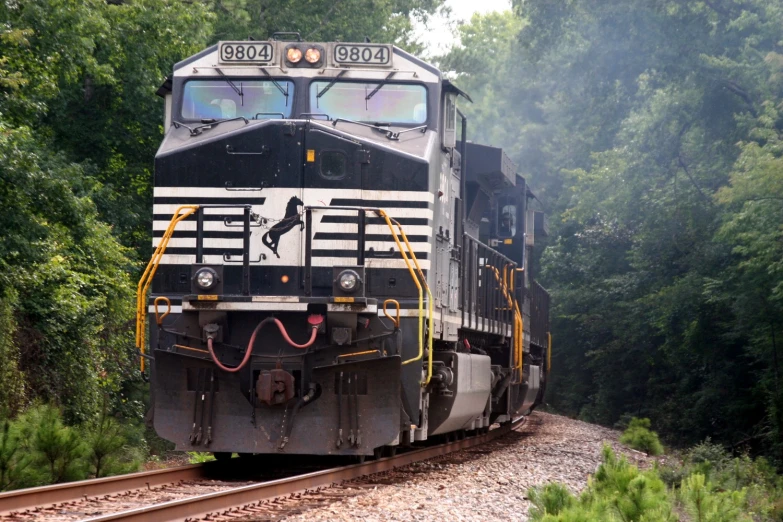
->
[0,419,526,522]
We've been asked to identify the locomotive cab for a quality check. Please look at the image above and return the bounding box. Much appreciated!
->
[141,35,550,456]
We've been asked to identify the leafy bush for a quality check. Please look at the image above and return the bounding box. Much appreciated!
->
[0,420,32,490]
[83,409,143,478]
[679,473,751,522]
[187,452,216,464]
[528,483,576,518]
[0,404,143,491]
[15,405,87,484]
[529,446,673,522]
[619,418,664,456]
[527,444,783,522]
[659,439,783,519]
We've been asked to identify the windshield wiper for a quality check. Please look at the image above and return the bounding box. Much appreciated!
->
[215,68,243,106]
[365,72,396,102]
[258,67,289,106]
[316,70,347,103]
[332,118,426,141]
[173,117,249,137]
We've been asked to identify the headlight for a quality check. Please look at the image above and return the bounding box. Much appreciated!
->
[305,48,321,64]
[338,270,360,293]
[194,267,218,290]
[287,47,302,63]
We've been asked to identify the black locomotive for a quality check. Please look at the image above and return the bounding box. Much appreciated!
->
[139,34,551,457]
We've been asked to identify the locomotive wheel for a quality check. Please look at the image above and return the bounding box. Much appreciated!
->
[213,452,233,461]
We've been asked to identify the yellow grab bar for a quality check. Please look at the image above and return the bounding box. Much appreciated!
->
[136,205,198,372]
[378,211,422,366]
[383,299,401,328]
[378,210,434,387]
[487,265,524,383]
[154,296,171,326]
[547,332,552,373]
[511,267,524,381]
[337,349,381,359]
[174,344,209,355]
[393,219,434,387]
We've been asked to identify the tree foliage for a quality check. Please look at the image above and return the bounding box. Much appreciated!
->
[528,446,763,522]
[441,0,783,457]
[0,0,449,490]
[206,0,443,55]
[620,418,664,456]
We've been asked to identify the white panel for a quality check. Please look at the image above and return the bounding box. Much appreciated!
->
[154,204,249,215]
[364,241,431,253]
[154,187,264,198]
[148,305,183,313]
[152,238,245,249]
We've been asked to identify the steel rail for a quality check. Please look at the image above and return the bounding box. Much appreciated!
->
[84,419,524,522]
[0,463,209,515]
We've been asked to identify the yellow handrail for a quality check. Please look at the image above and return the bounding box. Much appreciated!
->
[378,212,421,363]
[337,349,381,359]
[547,332,552,373]
[382,299,401,328]
[510,266,524,381]
[393,218,434,387]
[136,205,199,372]
[377,210,434,387]
[487,265,524,383]
[154,296,171,326]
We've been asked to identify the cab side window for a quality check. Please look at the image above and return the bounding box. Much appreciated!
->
[496,197,517,238]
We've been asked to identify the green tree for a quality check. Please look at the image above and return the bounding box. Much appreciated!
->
[0,0,212,423]
[441,0,783,455]
[0,421,30,491]
[16,405,87,484]
[84,406,143,478]
[207,0,444,54]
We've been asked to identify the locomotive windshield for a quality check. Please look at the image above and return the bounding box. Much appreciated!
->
[181,80,294,120]
[309,81,426,124]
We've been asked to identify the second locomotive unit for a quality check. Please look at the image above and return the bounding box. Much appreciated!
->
[139,34,551,457]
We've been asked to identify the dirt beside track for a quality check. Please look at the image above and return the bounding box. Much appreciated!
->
[270,411,653,522]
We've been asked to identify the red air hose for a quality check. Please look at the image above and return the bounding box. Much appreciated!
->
[207,315,323,373]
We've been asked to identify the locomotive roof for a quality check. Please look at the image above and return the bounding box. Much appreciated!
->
[169,41,441,85]
[464,142,517,190]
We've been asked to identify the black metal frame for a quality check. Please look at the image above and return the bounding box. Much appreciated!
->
[194,204,253,295]
[460,234,516,334]
[529,280,551,348]
[303,206,369,296]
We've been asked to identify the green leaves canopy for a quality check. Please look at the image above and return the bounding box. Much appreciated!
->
[0,0,445,426]
[441,0,783,455]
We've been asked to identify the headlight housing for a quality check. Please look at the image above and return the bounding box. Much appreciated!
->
[194,267,219,291]
[337,270,360,293]
[305,48,321,64]
[286,47,302,63]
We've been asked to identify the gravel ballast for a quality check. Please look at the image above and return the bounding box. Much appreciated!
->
[280,411,653,522]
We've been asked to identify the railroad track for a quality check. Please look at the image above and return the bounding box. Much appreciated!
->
[0,419,525,522]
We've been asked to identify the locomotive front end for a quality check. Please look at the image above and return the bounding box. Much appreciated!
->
[143,34,551,459]
[144,37,441,456]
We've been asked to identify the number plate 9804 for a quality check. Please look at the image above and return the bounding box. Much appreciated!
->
[333,44,391,66]
[218,42,274,63]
